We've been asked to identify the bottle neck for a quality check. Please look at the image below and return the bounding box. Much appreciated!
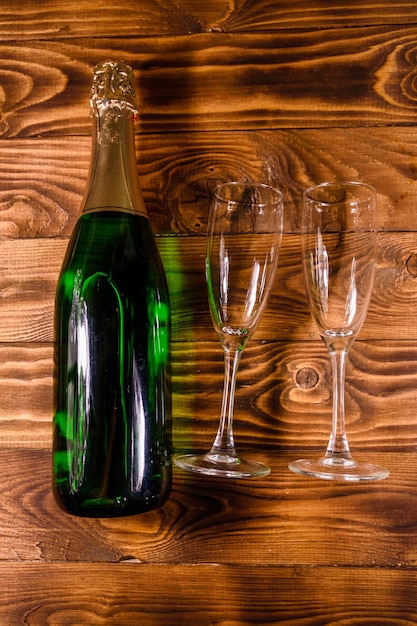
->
[81,102,148,218]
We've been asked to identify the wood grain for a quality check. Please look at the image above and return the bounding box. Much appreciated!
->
[0,233,415,343]
[2,0,417,41]
[172,339,417,452]
[1,562,416,625]
[0,339,415,451]
[0,1,206,39]
[0,129,416,238]
[0,449,413,567]
[3,28,417,135]
[0,2,416,623]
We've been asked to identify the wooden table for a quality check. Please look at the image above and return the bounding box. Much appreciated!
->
[1,1,417,623]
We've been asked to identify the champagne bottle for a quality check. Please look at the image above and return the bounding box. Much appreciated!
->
[53,60,172,517]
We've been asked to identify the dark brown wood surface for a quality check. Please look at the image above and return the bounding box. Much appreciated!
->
[0,1,417,624]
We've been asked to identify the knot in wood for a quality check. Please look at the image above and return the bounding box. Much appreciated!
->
[207,24,226,32]
[295,367,319,389]
[406,253,417,278]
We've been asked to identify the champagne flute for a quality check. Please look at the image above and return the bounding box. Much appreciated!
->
[175,182,284,478]
[289,181,389,481]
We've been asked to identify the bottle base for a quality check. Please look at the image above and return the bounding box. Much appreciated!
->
[53,484,171,518]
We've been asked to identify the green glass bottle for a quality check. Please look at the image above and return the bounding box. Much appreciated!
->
[53,60,171,517]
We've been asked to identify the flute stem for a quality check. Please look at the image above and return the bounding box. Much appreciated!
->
[325,337,354,462]
[210,343,242,457]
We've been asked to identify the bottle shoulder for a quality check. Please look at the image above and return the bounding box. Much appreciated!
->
[70,210,155,245]
[58,210,168,292]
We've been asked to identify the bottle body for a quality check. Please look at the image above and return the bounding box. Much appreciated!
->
[52,57,171,517]
[54,210,171,517]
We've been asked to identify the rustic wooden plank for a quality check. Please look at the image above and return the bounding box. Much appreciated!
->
[0,1,206,40]
[0,232,414,343]
[2,0,417,41]
[0,449,415,568]
[211,0,417,31]
[0,239,61,343]
[138,126,417,234]
[3,28,417,135]
[3,1,417,624]
[0,345,53,446]
[172,339,417,452]
[0,339,414,450]
[138,231,417,343]
[1,561,417,625]
[0,129,415,237]
[122,26,417,131]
